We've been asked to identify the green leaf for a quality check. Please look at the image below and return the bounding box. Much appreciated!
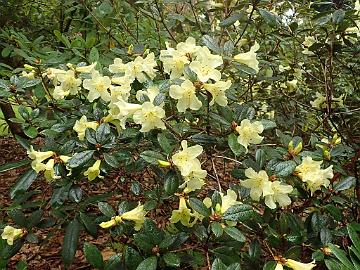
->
[223,204,254,222]
[211,258,227,270]
[8,209,27,227]
[136,256,157,270]
[69,186,83,203]
[62,219,81,269]
[219,13,243,27]
[104,153,119,168]
[10,169,38,199]
[348,225,360,254]
[79,212,97,237]
[83,242,104,269]
[104,254,122,270]
[96,123,110,144]
[157,133,174,154]
[255,149,266,169]
[334,177,356,192]
[24,127,38,139]
[224,227,246,242]
[98,202,116,217]
[26,210,43,229]
[15,135,31,151]
[88,47,100,63]
[332,9,345,24]
[328,243,353,270]
[263,261,276,270]
[67,150,95,168]
[274,161,296,177]
[0,159,30,173]
[124,246,143,270]
[140,151,165,165]
[261,120,277,130]
[258,9,280,28]
[164,171,179,195]
[211,222,223,237]
[320,227,332,245]
[189,198,211,217]
[163,253,181,268]
[228,134,244,156]
[202,35,221,54]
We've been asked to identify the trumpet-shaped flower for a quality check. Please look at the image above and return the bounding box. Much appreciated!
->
[234,42,260,73]
[133,102,166,132]
[99,218,118,229]
[160,48,189,79]
[57,70,82,95]
[241,168,273,201]
[120,204,146,231]
[83,70,112,102]
[203,80,231,106]
[170,197,193,227]
[73,115,99,141]
[43,158,59,181]
[285,259,316,270]
[295,156,322,180]
[109,99,142,129]
[84,160,103,181]
[109,58,127,74]
[180,160,207,193]
[172,140,203,177]
[27,146,54,173]
[235,119,264,152]
[169,80,202,112]
[219,189,240,214]
[189,47,223,82]
[124,53,157,83]
[75,62,97,73]
[1,226,24,246]
[136,86,160,103]
[176,37,201,56]
[264,181,293,209]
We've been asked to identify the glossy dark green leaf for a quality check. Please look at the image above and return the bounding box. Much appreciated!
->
[67,150,95,168]
[62,219,81,269]
[224,227,246,242]
[0,159,30,173]
[189,198,211,217]
[10,169,38,199]
[98,202,116,217]
[83,242,104,269]
[163,253,180,268]
[136,256,157,270]
[223,204,254,222]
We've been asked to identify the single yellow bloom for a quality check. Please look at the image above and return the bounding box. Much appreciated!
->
[285,259,316,270]
[169,80,202,112]
[203,80,231,106]
[241,168,272,201]
[1,226,24,246]
[235,119,264,152]
[75,62,97,73]
[170,197,193,227]
[83,70,112,102]
[172,140,203,177]
[121,204,146,231]
[264,181,293,209]
[132,102,166,132]
[73,115,99,141]
[84,160,103,181]
[234,42,260,73]
[27,146,54,173]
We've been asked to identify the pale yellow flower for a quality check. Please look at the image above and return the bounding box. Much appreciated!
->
[84,160,103,181]
[57,70,82,95]
[310,92,326,109]
[124,53,157,83]
[220,189,240,214]
[203,80,231,106]
[170,197,193,227]
[189,47,223,82]
[120,204,146,231]
[73,115,99,140]
[241,168,273,201]
[264,181,293,209]
[169,80,202,112]
[27,146,54,173]
[83,70,112,102]
[285,259,316,270]
[235,119,264,152]
[108,99,142,129]
[172,140,203,177]
[43,159,60,181]
[1,226,24,246]
[176,37,200,56]
[109,58,126,74]
[99,218,118,229]
[132,102,166,132]
[179,160,207,193]
[160,47,189,79]
[75,62,97,73]
[234,42,260,73]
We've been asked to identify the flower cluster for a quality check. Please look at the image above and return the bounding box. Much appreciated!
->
[171,140,207,193]
[27,146,70,181]
[241,168,293,209]
[295,156,333,194]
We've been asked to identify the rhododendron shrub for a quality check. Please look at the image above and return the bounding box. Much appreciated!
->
[0,0,359,269]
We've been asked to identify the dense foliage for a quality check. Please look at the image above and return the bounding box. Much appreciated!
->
[0,0,360,269]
